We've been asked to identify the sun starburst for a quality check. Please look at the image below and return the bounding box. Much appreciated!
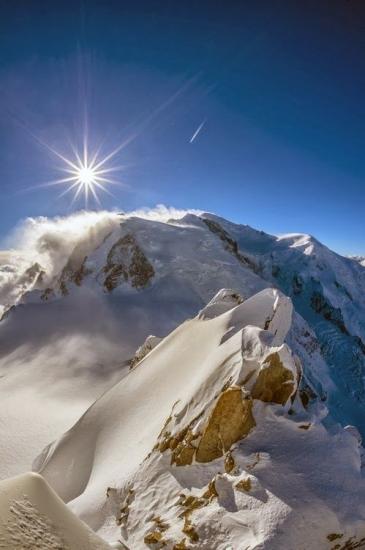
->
[31,132,127,207]
[51,137,128,207]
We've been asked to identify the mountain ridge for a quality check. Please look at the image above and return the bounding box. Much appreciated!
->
[1,208,365,548]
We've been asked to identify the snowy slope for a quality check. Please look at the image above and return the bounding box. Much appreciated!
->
[203,214,365,431]
[0,208,364,548]
[34,288,365,549]
[0,209,364,479]
[0,212,267,478]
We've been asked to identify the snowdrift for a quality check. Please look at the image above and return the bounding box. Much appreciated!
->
[0,472,111,549]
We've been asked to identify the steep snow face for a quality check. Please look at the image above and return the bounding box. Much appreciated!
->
[35,289,365,550]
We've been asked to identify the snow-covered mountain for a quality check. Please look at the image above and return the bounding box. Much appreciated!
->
[0,208,365,548]
[33,287,365,549]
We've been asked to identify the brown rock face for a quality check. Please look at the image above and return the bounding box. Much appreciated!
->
[103,234,154,291]
[224,451,235,473]
[158,424,200,467]
[235,478,252,492]
[144,530,163,544]
[182,518,199,543]
[60,256,92,293]
[195,387,255,463]
[251,352,294,405]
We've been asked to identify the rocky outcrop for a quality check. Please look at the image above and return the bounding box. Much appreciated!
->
[156,334,298,470]
[195,387,255,462]
[251,352,295,405]
[59,257,93,296]
[129,335,161,369]
[311,288,348,335]
[40,257,92,299]
[202,218,260,273]
[102,234,154,292]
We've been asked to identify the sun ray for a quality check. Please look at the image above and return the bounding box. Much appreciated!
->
[92,181,116,198]
[89,184,102,206]
[57,181,81,198]
[70,184,85,207]
[93,165,126,175]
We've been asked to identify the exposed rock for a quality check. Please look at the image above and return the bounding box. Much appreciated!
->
[23,263,45,286]
[170,425,202,466]
[203,480,218,501]
[57,256,93,295]
[224,451,235,473]
[299,384,317,408]
[172,541,188,550]
[182,518,199,543]
[251,352,295,405]
[152,517,169,532]
[103,234,154,292]
[178,480,218,518]
[292,273,304,295]
[111,488,134,527]
[327,533,343,542]
[334,280,353,301]
[195,387,255,463]
[157,387,256,467]
[327,536,365,550]
[173,442,196,467]
[41,288,55,301]
[129,335,161,369]
[59,281,68,296]
[235,478,252,492]
[310,288,348,335]
[202,218,259,273]
[144,530,163,544]
[177,482,218,544]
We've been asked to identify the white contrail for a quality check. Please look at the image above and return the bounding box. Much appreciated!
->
[189,120,206,143]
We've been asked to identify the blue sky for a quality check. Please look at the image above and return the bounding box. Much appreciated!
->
[0,0,364,255]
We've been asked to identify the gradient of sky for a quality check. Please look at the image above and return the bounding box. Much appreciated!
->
[0,0,364,255]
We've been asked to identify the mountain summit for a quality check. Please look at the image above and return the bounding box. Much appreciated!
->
[0,209,365,548]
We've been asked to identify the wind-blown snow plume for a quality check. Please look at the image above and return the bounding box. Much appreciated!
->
[123,204,203,222]
[0,210,120,312]
[0,206,200,314]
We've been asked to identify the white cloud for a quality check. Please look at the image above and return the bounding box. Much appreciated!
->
[123,204,202,223]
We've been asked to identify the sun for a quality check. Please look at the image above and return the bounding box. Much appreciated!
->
[53,142,126,206]
[36,134,127,206]
[61,153,118,205]
[78,166,96,186]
